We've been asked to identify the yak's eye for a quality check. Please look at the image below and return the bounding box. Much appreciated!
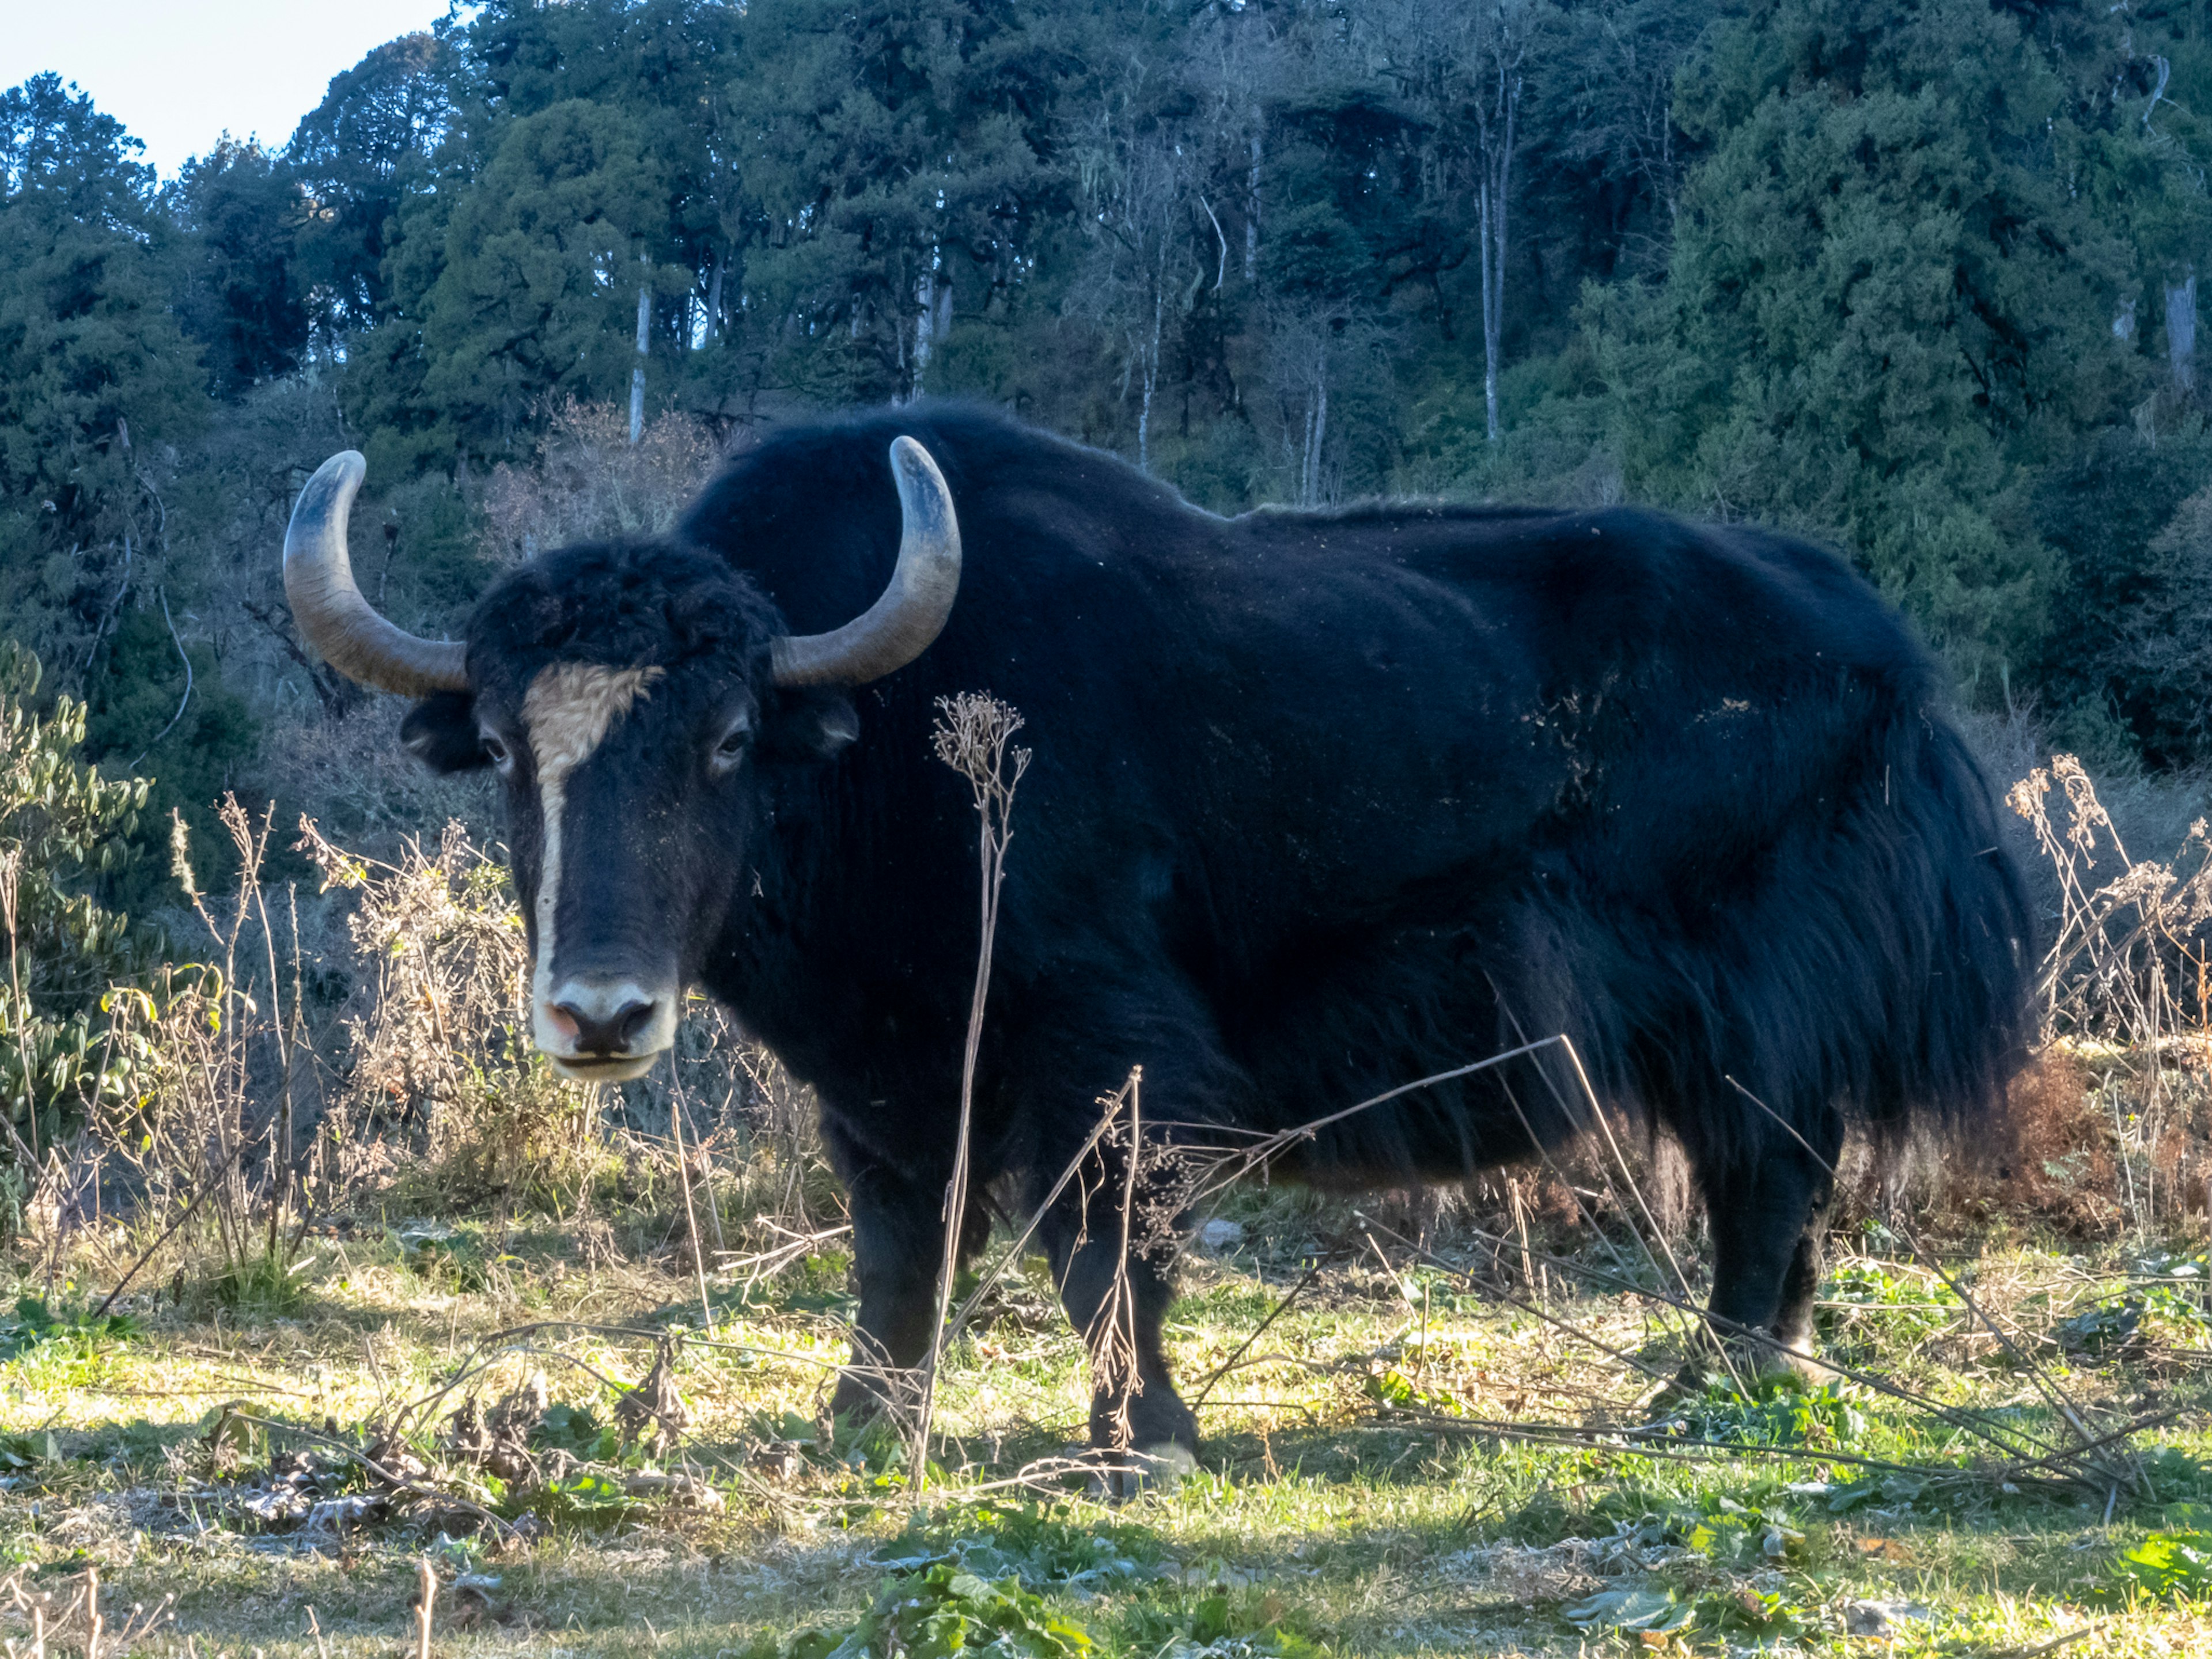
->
[481,730,514,775]
[709,710,753,776]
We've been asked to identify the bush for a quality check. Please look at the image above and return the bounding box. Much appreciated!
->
[0,641,157,1155]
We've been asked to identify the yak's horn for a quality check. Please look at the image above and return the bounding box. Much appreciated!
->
[771,437,962,687]
[283,451,467,698]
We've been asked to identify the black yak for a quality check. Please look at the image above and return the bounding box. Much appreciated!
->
[279,404,2033,1459]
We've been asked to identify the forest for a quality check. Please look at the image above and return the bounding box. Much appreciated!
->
[13,2,2212,1655]
[12,0,2212,854]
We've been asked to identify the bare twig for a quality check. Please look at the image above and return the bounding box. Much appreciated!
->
[414,1559,435,1659]
[912,693,1029,1487]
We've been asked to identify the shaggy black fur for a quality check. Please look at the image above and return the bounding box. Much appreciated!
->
[404,403,2035,1453]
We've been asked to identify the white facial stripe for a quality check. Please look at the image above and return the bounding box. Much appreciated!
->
[521,664,664,1046]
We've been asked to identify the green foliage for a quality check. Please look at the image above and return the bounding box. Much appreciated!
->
[288,32,455,338]
[745,1563,1092,1659]
[166,139,310,398]
[1582,0,2145,682]
[1821,1257,1961,1351]
[1682,1494,1810,1569]
[0,1297,141,1363]
[81,605,263,912]
[0,643,149,1000]
[1113,1585,1324,1659]
[205,1249,314,1316]
[2097,1529,2212,1604]
[1363,1364,1465,1418]
[26,0,2212,766]
[1675,1372,1868,1450]
[530,1402,623,1462]
[1560,1586,1695,1635]
[723,0,1059,409]
[880,1500,1156,1593]
[412,100,683,452]
[0,1430,61,1471]
[0,77,205,666]
[524,1470,639,1529]
[0,641,167,1154]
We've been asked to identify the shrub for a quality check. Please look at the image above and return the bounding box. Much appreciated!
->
[0,641,155,1155]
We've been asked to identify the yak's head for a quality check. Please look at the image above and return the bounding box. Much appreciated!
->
[279,439,960,1081]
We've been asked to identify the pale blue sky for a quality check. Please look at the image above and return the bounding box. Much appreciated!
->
[3,3,456,179]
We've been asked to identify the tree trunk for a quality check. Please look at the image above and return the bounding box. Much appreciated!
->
[1245,130,1262,283]
[702,246,726,346]
[2169,273,2196,395]
[1301,347,1328,507]
[1476,51,1522,447]
[1139,286,1163,475]
[630,250,650,445]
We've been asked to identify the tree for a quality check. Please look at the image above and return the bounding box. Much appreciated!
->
[1068,101,1209,474]
[168,140,311,397]
[0,77,204,682]
[1582,0,2141,684]
[393,99,684,457]
[465,0,744,344]
[287,33,457,342]
[723,0,1062,405]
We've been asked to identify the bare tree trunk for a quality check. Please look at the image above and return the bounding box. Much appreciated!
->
[630,251,650,445]
[1475,38,1524,447]
[1139,286,1163,475]
[1246,129,1262,283]
[1301,349,1328,507]
[702,247,726,347]
[2169,272,2197,396]
[911,268,936,400]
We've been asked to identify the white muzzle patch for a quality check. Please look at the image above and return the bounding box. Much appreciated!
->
[521,662,677,1077]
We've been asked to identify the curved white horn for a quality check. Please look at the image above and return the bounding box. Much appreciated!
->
[283,451,468,697]
[770,437,962,686]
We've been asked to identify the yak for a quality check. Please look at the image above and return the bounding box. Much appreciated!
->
[279,404,2033,1463]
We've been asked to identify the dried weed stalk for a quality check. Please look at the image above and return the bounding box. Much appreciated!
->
[911,692,1029,1486]
[2009,755,2212,1234]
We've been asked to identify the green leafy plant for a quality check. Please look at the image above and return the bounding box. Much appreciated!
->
[2095,1529,2212,1603]
[1114,1585,1323,1659]
[524,1471,638,1529]
[1821,1257,1961,1344]
[0,1297,141,1363]
[743,1563,1092,1659]
[528,1401,636,1467]
[0,641,156,1157]
[878,1499,1156,1592]
[1684,1495,1810,1569]
[1676,1372,1866,1450]
[1364,1363,1464,1418]
[2058,1298,2150,1357]
[1562,1587,1694,1635]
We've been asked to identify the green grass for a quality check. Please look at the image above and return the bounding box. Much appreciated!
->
[1,1207,2210,1655]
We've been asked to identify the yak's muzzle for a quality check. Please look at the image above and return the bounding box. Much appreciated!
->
[533,975,679,1082]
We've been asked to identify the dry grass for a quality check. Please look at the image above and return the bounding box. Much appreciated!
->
[7,736,2212,1652]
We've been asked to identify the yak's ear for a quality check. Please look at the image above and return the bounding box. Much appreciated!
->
[401,691,490,774]
[761,687,859,762]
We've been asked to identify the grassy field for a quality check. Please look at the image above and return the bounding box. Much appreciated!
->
[4,1164,2211,1659]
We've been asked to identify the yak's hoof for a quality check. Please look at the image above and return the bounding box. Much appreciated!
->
[1641,1334,1827,1413]
[1087,1441,1198,1502]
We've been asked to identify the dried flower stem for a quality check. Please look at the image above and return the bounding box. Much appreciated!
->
[912,694,1029,1488]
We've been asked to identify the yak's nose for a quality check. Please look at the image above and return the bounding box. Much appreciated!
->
[548,991,658,1054]
[540,978,669,1054]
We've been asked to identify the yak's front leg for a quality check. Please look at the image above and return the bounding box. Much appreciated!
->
[824,1123,991,1426]
[1037,1137,1199,1476]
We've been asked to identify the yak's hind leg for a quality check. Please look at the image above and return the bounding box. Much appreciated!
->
[1693,1113,1841,1380]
